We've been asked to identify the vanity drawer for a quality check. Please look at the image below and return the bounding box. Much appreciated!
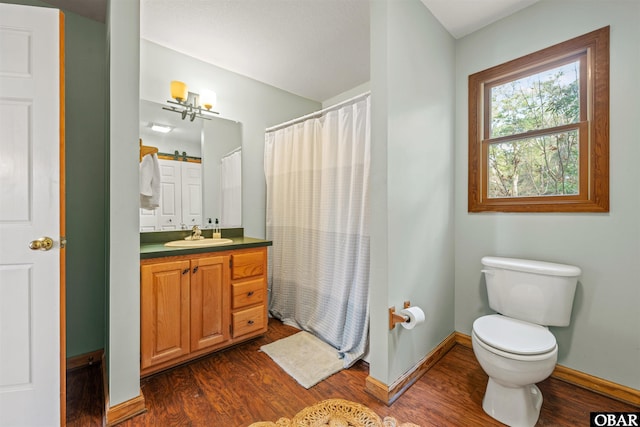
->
[231,251,265,280]
[232,279,265,309]
[232,305,265,338]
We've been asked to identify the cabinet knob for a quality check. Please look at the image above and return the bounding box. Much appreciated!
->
[247,291,254,297]
[193,266,199,274]
[247,320,254,325]
[182,268,189,275]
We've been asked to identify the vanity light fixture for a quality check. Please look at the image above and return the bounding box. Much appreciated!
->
[150,123,173,133]
[164,80,219,121]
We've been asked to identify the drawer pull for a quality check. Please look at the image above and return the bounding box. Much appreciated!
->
[247,291,254,297]
[247,320,255,325]
[193,266,199,274]
[182,268,189,275]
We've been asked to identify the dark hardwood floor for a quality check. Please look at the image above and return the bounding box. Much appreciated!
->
[67,319,637,426]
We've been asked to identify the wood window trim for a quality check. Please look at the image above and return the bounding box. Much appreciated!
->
[468,26,610,213]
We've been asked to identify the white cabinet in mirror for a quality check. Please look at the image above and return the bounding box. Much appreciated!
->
[140,159,202,231]
[139,99,242,232]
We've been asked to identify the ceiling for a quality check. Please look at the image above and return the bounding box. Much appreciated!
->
[43,0,538,102]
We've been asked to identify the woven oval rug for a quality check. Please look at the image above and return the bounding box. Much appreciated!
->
[248,398,420,427]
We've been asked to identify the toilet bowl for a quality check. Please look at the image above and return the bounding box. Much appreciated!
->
[472,314,558,427]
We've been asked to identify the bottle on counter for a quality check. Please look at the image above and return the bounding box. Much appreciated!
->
[213,218,221,239]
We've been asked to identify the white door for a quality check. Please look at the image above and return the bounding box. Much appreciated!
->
[158,159,181,230]
[139,206,158,232]
[0,4,62,426]
[139,156,158,231]
[181,162,202,227]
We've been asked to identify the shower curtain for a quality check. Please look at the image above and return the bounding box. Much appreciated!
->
[220,149,242,227]
[264,94,370,367]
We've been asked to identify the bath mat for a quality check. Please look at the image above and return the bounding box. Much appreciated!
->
[259,331,343,389]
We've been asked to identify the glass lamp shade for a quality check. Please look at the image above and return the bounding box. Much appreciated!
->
[200,89,217,110]
[170,81,188,102]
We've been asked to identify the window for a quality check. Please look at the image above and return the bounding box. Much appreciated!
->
[468,26,609,212]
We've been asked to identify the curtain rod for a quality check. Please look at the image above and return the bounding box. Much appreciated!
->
[265,91,370,133]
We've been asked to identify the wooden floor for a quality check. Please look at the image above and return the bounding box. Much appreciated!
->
[67,319,637,426]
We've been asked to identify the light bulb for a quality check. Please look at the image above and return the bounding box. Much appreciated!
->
[200,89,217,110]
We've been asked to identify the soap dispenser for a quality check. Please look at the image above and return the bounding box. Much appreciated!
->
[213,218,221,239]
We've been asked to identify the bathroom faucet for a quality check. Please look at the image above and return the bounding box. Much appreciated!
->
[191,225,202,240]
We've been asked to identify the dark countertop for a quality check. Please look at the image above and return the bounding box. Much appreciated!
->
[140,229,272,259]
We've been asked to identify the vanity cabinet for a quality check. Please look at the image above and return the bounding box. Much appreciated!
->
[140,247,267,376]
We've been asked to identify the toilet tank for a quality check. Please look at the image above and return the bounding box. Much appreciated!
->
[481,256,581,327]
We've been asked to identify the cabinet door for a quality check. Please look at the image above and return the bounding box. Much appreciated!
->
[190,255,230,352]
[141,260,191,369]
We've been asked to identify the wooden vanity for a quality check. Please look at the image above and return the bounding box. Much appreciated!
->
[140,240,269,377]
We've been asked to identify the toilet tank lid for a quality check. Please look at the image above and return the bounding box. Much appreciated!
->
[481,256,581,277]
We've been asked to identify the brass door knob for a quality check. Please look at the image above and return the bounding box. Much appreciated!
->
[29,237,54,251]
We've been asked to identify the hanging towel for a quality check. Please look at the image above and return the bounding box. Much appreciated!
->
[140,153,160,209]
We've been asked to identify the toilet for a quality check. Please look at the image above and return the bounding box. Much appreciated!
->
[471,256,581,427]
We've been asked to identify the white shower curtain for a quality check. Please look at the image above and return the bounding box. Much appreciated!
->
[264,94,370,367]
[220,149,242,227]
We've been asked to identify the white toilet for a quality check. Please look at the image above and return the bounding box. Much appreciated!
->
[471,256,581,427]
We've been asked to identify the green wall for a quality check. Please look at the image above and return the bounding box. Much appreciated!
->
[369,0,456,384]
[64,6,107,359]
[1,0,107,358]
[454,0,640,389]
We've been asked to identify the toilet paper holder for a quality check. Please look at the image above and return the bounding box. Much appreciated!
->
[389,300,411,330]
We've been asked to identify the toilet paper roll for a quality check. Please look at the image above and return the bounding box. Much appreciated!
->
[399,306,425,329]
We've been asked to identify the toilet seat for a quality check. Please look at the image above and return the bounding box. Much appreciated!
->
[473,314,556,356]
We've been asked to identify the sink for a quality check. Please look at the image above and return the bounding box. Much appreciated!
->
[164,238,234,248]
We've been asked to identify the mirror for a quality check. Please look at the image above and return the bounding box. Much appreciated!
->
[139,99,242,232]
